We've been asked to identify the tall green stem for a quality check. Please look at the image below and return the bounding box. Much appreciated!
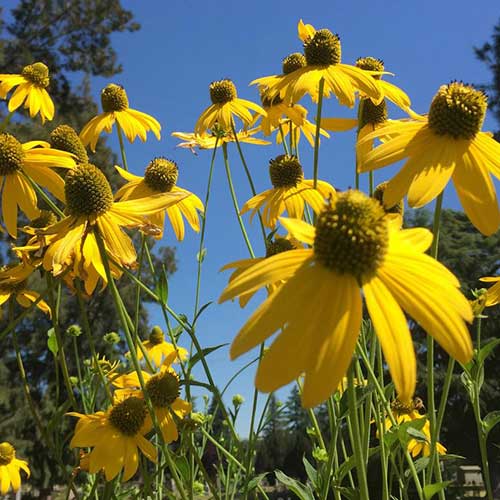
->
[426,192,444,482]
[347,367,370,500]
[115,121,129,171]
[312,78,325,189]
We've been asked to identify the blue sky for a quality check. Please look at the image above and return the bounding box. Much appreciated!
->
[5,0,500,434]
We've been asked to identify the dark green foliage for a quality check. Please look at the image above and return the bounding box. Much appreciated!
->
[0,2,177,496]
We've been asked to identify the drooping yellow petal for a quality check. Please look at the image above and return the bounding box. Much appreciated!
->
[364,276,416,403]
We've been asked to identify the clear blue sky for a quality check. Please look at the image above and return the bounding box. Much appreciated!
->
[5,0,500,434]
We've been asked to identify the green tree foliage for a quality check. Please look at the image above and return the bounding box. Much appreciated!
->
[407,208,500,489]
[0,2,176,496]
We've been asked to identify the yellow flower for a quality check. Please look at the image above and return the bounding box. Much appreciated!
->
[479,276,500,307]
[221,236,303,307]
[112,362,192,444]
[80,84,161,152]
[220,190,473,408]
[136,325,189,368]
[0,133,76,237]
[0,442,30,495]
[114,158,203,241]
[194,79,265,135]
[322,57,412,160]
[277,117,330,147]
[359,82,500,236]
[0,260,51,316]
[39,163,187,295]
[172,127,270,153]
[383,399,446,458]
[258,23,382,106]
[68,396,156,481]
[0,62,54,123]
[240,155,335,229]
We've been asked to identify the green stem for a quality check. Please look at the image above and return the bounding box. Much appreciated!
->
[347,367,370,500]
[23,172,65,218]
[194,137,218,316]
[426,192,444,481]
[312,78,325,190]
[278,123,290,155]
[74,281,113,404]
[46,275,78,408]
[231,121,267,243]
[357,346,424,499]
[94,229,188,500]
[115,121,129,171]
[222,143,255,257]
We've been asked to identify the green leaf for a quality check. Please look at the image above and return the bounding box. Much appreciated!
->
[483,410,500,437]
[196,247,207,263]
[174,456,190,482]
[398,417,426,446]
[155,267,169,305]
[423,481,452,499]
[247,472,268,492]
[193,301,213,324]
[477,338,500,366]
[303,457,319,489]
[47,328,58,356]
[275,470,314,500]
[188,343,228,370]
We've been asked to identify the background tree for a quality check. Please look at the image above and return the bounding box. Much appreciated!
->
[0,2,176,496]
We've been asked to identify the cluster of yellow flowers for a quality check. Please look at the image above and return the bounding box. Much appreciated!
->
[1,17,500,491]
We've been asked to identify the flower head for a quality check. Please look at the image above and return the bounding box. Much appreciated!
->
[36,162,187,295]
[479,276,500,307]
[359,82,500,235]
[194,79,265,135]
[220,190,473,407]
[0,442,30,495]
[114,158,204,241]
[0,133,75,237]
[172,127,270,153]
[255,22,383,107]
[68,396,156,481]
[80,84,161,152]
[136,325,189,368]
[112,361,191,443]
[0,62,55,122]
[240,155,335,228]
[49,124,89,163]
[383,399,447,457]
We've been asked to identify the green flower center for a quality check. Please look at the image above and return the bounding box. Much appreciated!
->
[356,57,385,79]
[50,125,88,163]
[282,53,307,75]
[21,62,50,88]
[0,442,15,465]
[146,371,180,407]
[359,99,388,127]
[304,29,341,66]
[0,133,25,175]
[108,397,147,436]
[266,237,294,257]
[144,158,178,192]
[65,163,113,217]
[30,210,58,228]
[149,325,165,345]
[101,84,129,112]
[427,82,487,140]
[269,155,304,188]
[209,79,237,104]
[313,190,388,283]
[373,182,404,216]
